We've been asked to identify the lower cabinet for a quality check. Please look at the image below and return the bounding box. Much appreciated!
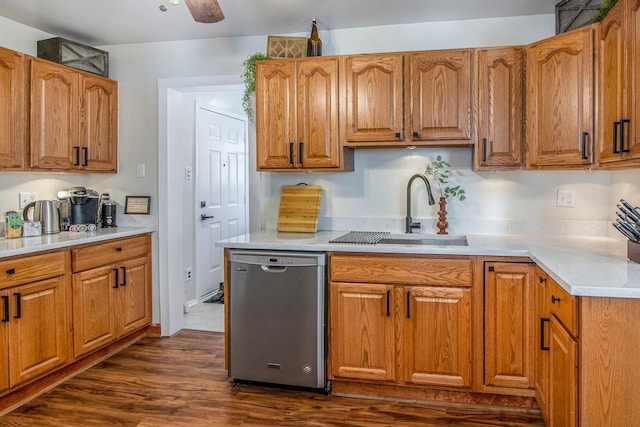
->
[71,234,152,358]
[0,251,69,393]
[329,253,474,389]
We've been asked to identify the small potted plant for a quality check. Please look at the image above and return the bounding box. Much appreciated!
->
[424,155,466,234]
[241,52,269,121]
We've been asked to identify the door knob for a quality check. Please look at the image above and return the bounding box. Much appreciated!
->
[201,214,214,221]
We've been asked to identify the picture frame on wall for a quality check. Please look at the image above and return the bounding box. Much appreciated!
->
[124,196,151,214]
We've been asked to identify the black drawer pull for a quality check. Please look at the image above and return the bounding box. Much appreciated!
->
[299,142,304,167]
[386,290,390,317]
[482,138,488,162]
[412,131,419,138]
[540,317,550,351]
[113,268,119,288]
[1,295,8,322]
[13,293,21,319]
[115,247,123,252]
[551,295,560,304]
[121,266,127,286]
[289,142,294,165]
[539,276,547,284]
[6,268,15,275]
[406,292,411,319]
[82,147,89,166]
[73,146,80,166]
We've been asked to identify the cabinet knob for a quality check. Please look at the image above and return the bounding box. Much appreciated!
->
[412,131,419,138]
[115,247,123,252]
[6,268,15,275]
[539,277,547,284]
[551,295,560,304]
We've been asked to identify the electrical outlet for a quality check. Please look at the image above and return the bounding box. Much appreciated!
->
[136,163,146,178]
[185,268,192,281]
[556,189,576,208]
[185,167,192,180]
[19,192,38,209]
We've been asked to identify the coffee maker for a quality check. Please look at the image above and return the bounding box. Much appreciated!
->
[58,187,99,229]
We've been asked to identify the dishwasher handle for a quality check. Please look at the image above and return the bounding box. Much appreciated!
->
[260,265,288,273]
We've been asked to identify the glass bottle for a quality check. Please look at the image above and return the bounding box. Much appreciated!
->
[307,18,322,57]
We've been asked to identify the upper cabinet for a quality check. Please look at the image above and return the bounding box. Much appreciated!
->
[597,0,640,167]
[474,47,525,170]
[341,50,473,147]
[30,58,118,173]
[255,57,353,172]
[405,49,472,144]
[525,26,595,169]
[0,47,27,170]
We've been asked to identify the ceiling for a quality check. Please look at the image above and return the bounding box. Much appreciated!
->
[0,0,558,46]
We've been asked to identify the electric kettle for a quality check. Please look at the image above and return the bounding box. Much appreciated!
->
[23,200,61,234]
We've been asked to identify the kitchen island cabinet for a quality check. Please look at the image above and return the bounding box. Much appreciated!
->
[0,250,69,393]
[0,46,27,170]
[525,25,595,169]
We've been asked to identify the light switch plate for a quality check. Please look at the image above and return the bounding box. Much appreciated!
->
[136,163,146,178]
[556,189,576,208]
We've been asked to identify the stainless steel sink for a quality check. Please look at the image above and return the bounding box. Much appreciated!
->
[379,235,468,246]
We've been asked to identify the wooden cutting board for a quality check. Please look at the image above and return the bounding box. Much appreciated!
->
[277,185,322,232]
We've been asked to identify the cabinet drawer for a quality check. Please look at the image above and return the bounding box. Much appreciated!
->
[72,234,151,272]
[548,278,579,337]
[330,253,473,287]
[0,250,66,289]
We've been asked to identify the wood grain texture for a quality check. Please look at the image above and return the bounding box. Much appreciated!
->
[0,46,27,170]
[71,234,151,272]
[277,185,322,232]
[1,330,545,426]
[0,250,66,289]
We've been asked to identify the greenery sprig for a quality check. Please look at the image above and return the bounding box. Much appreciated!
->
[241,52,269,121]
[424,155,466,201]
[592,0,619,22]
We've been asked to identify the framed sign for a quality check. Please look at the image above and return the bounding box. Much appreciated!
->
[124,196,151,214]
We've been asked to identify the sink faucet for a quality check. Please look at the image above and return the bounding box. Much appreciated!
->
[406,174,436,233]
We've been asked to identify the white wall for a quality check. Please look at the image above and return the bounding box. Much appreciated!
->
[2,12,640,325]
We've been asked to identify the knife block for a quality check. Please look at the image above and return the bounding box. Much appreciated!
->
[629,240,640,264]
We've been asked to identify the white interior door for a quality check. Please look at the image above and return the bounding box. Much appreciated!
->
[195,104,247,299]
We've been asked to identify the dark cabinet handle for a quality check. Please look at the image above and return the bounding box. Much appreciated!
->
[412,131,419,138]
[386,290,390,317]
[82,147,89,166]
[113,268,119,289]
[13,293,21,319]
[395,132,401,139]
[6,268,15,275]
[581,132,589,160]
[540,318,550,351]
[298,142,304,167]
[73,146,80,166]
[551,295,560,304]
[406,292,411,319]
[289,142,294,165]
[620,119,630,153]
[539,276,547,284]
[1,296,8,322]
[482,138,488,162]
[613,121,621,153]
[115,247,123,252]
[120,266,127,286]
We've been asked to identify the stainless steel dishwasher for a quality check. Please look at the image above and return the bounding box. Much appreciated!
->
[228,250,327,390]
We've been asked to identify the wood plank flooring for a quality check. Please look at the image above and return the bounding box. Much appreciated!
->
[0,330,544,426]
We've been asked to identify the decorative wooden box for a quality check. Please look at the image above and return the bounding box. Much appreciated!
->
[629,240,640,264]
[555,0,603,33]
[37,37,109,77]
[267,36,308,58]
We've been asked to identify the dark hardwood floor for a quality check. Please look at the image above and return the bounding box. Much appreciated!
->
[0,330,544,426]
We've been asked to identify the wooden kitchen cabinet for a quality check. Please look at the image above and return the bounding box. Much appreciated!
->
[474,47,525,170]
[255,57,352,171]
[525,26,595,168]
[342,53,404,144]
[329,283,395,381]
[0,46,27,170]
[597,0,640,167]
[30,57,117,172]
[329,253,474,389]
[0,250,69,393]
[484,261,535,391]
[405,49,472,144]
[71,234,151,358]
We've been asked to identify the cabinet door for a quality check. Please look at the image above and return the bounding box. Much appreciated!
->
[407,50,472,142]
[256,60,296,169]
[116,256,152,337]
[343,54,404,144]
[526,27,594,168]
[297,58,340,168]
[484,262,535,390]
[535,270,550,420]
[0,47,27,170]
[475,47,524,170]
[329,283,395,381]
[404,286,472,388]
[628,0,640,160]
[549,316,578,427]
[8,277,68,388]
[0,291,8,391]
[30,58,79,170]
[72,265,117,358]
[80,75,118,172]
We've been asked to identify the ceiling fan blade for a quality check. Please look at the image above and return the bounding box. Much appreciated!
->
[184,0,225,23]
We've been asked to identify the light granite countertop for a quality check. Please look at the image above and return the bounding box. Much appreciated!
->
[0,226,155,258]
[216,230,640,299]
